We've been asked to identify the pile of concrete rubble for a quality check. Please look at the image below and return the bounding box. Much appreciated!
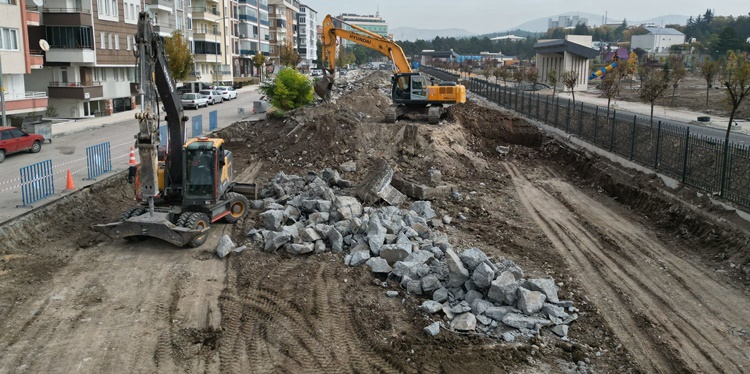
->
[245,168,578,342]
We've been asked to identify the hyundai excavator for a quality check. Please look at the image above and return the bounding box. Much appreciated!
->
[315,14,466,124]
[93,11,254,247]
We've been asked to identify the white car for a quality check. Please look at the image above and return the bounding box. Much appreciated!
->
[216,86,237,100]
[199,89,223,105]
[181,93,209,109]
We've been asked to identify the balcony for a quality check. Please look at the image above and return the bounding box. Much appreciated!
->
[26,5,41,26]
[152,24,176,36]
[42,7,93,26]
[48,82,103,100]
[192,7,220,20]
[46,48,96,64]
[148,0,173,12]
[239,14,258,23]
[239,49,257,56]
[3,92,48,115]
[28,51,44,69]
[260,19,269,26]
[238,0,257,6]
[193,30,220,40]
[193,54,220,62]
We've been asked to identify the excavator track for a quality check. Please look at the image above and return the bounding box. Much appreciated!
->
[384,106,397,123]
[427,106,441,124]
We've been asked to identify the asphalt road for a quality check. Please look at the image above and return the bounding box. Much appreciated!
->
[0,85,264,224]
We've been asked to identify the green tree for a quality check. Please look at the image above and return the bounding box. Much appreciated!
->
[547,68,558,98]
[526,66,539,86]
[336,46,355,68]
[721,51,750,144]
[638,67,670,125]
[668,55,687,106]
[561,70,578,103]
[714,26,744,57]
[252,53,267,81]
[572,22,590,35]
[164,30,193,82]
[600,69,619,121]
[259,67,313,111]
[698,59,720,109]
[496,65,510,86]
[280,43,302,67]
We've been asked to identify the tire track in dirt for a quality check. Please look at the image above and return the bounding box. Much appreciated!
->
[218,256,405,373]
[504,162,750,373]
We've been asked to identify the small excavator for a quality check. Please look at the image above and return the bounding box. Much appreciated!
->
[315,14,466,124]
[93,11,254,247]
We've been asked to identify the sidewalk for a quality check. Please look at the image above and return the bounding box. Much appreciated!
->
[543,90,749,136]
[48,84,261,137]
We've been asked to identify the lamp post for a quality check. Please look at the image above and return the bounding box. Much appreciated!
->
[214,14,232,87]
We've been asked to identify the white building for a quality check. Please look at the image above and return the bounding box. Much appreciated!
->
[491,35,526,42]
[297,4,317,70]
[548,15,587,29]
[535,35,598,91]
[631,27,685,55]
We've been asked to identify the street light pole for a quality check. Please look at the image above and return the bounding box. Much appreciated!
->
[214,15,230,87]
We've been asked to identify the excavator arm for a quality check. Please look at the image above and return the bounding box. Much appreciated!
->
[133,11,187,206]
[315,14,411,99]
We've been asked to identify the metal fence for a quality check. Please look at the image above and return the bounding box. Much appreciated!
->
[192,115,203,137]
[17,160,55,208]
[420,66,750,208]
[84,142,112,180]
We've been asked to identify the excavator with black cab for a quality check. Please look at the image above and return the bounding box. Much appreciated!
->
[315,14,466,124]
[93,11,254,247]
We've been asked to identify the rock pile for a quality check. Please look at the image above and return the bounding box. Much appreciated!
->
[246,170,577,342]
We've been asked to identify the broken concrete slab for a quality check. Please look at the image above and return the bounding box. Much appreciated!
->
[472,262,496,289]
[308,212,330,224]
[524,278,560,304]
[408,201,436,220]
[424,321,441,336]
[355,158,405,206]
[365,257,392,274]
[334,196,363,221]
[406,279,423,295]
[379,247,411,266]
[366,215,387,255]
[328,228,344,253]
[458,247,489,271]
[445,248,470,288]
[420,274,443,293]
[348,250,371,266]
[300,227,322,242]
[259,210,285,231]
[391,175,457,201]
[432,287,449,303]
[488,271,518,305]
[216,235,235,258]
[451,313,477,331]
[420,300,443,314]
[551,324,569,338]
[263,231,292,252]
[470,298,494,316]
[484,306,516,321]
[288,243,315,255]
[501,313,551,330]
[464,290,483,305]
[517,287,546,315]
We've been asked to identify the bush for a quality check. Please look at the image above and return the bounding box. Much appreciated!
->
[259,68,313,110]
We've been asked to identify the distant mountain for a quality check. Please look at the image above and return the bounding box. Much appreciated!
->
[391,27,477,42]
[505,12,690,33]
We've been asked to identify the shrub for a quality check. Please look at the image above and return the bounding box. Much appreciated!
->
[259,68,313,110]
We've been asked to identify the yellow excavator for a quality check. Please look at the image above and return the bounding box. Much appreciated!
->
[315,14,466,124]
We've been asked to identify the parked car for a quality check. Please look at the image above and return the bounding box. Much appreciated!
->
[199,89,223,105]
[215,86,237,100]
[310,69,323,77]
[181,93,209,109]
[0,126,44,163]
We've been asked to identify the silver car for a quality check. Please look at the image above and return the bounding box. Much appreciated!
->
[199,89,223,105]
[181,93,208,109]
[216,86,237,100]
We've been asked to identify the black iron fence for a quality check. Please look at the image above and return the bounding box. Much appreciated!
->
[421,66,750,208]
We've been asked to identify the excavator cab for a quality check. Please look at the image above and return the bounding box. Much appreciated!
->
[391,73,428,104]
[182,137,232,203]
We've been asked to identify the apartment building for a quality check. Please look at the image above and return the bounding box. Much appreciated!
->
[334,12,388,47]
[296,3,316,70]
[24,0,138,118]
[233,0,270,80]
[1,0,47,119]
[268,0,298,69]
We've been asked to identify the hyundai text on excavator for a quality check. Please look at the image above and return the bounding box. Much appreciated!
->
[315,14,466,124]
[93,11,254,247]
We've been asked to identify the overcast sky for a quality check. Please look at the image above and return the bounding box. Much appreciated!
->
[304,0,745,34]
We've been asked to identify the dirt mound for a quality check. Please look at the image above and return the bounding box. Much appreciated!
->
[447,100,546,149]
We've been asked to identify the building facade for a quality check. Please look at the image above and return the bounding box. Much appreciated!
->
[334,12,388,47]
[548,15,588,29]
[233,0,270,81]
[296,4,316,70]
[2,0,48,119]
[268,0,299,69]
[631,27,685,55]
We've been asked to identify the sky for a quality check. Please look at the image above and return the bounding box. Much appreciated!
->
[304,0,745,34]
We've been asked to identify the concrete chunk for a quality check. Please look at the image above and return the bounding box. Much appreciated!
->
[501,313,551,330]
[484,306,515,321]
[366,215,387,255]
[517,287,546,315]
[392,261,420,278]
[263,231,291,252]
[465,290,483,305]
[419,300,444,314]
[215,235,235,258]
[406,279,423,295]
[348,250,371,266]
[334,196,363,220]
[451,313,477,331]
[432,287,449,303]
[379,247,411,265]
[408,201,436,220]
[259,210,285,231]
[488,271,518,305]
[309,212,330,224]
[300,227,322,242]
[424,321,441,336]
[445,248,470,288]
[420,274,443,293]
[472,262,496,289]
[404,250,434,265]
[470,298,494,315]
[552,324,569,338]
[365,257,392,274]
[524,278,560,304]
[459,247,489,271]
[288,243,314,255]
[356,158,404,206]
[450,301,472,314]
[328,228,344,253]
[386,290,399,298]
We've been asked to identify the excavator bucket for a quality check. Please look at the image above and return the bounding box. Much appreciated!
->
[314,70,334,100]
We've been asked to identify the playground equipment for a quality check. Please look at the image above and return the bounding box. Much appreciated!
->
[589,62,618,80]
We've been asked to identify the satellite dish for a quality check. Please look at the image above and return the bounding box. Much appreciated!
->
[32,0,42,6]
[39,39,50,52]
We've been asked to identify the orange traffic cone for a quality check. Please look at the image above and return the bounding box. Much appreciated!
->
[128,147,137,166]
[65,169,75,191]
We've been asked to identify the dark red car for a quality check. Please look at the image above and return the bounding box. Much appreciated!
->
[0,127,45,163]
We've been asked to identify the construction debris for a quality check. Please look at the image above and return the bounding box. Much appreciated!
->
[245,168,577,342]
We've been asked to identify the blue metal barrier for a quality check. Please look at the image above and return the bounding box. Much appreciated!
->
[209,110,218,131]
[17,160,55,208]
[192,115,203,137]
[84,142,112,180]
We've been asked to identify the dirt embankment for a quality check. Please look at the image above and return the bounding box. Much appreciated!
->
[1,70,749,373]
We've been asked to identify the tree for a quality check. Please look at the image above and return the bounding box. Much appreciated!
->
[573,22,590,35]
[336,46,355,68]
[483,65,493,81]
[259,67,313,111]
[547,69,558,98]
[163,30,193,82]
[626,52,639,88]
[252,53,267,81]
[496,65,510,86]
[280,43,301,67]
[668,55,687,106]
[600,69,619,121]
[714,26,744,58]
[638,67,670,125]
[698,59,720,109]
[561,70,578,103]
[526,67,539,87]
[513,66,526,92]
[721,51,750,144]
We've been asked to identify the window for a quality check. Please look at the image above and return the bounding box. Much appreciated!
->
[187,17,192,30]
[127,35,131,50]
[115,34,120,49]
[0,28,19,51]
[130,4,134,18]
[108,33,113,49]
[100,32,105,48]
[111,0,117,17]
